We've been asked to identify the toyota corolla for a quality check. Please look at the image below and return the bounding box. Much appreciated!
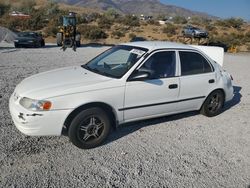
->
[9,41,234,149]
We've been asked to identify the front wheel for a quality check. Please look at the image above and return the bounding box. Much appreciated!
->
[41,39,45,47]
[68,108,111,149]
[200,90,224,117]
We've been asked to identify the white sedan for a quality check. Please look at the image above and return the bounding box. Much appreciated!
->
[9,41,234,149]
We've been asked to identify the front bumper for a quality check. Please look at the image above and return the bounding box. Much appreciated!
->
[14,41,36,47]
[9,93,71,136]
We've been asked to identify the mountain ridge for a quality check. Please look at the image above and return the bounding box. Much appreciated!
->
[55,0,216,18]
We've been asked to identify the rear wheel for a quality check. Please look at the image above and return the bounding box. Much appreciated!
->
[68,108,111,149]
[201,90,224,117]
[56,32,63,46]
[76,40,81,47]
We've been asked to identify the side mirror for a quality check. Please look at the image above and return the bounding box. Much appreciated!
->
[128,69,151,81]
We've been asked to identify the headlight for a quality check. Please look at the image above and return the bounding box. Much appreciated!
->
[19,97,52,111]
[14,39,19,42]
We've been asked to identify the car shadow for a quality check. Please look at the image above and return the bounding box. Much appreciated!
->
[105,111,198,146]
[104,85,242,146]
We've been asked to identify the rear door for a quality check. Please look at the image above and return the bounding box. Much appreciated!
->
[178,50,216,111]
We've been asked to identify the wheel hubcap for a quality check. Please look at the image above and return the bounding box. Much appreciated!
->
[208,94,221,113]
[78,116,104,142]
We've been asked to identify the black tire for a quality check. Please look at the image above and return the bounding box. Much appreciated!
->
[200,90,224,117]
[68,107,111,149]
[56,32,63,46]
[35,41,41,48]
[76,41,81,47]
[41,39,45,47]
[75,34,81,47]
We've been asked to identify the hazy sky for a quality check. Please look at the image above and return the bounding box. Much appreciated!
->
[160,0,250,20]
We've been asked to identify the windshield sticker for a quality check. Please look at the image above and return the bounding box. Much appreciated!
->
[130,49,145,57]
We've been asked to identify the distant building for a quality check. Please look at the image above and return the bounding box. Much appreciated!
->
[140,14,153,20]
[9,11,30,19]
[158,20,166,25]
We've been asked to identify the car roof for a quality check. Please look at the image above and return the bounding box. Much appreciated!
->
[122,41,196,51]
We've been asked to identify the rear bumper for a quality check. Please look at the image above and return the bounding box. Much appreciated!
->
[9,93,71,136]
[224,76,234,102]
[225,85,234,102]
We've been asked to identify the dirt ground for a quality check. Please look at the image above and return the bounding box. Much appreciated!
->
[0,42,249,187]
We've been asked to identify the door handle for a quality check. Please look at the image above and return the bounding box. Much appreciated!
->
[169,84,178,89]
[209,79,215,84]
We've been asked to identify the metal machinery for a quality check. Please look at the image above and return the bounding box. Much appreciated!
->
[56,12,81,51]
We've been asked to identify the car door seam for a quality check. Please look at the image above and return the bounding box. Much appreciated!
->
[118,96,206,111]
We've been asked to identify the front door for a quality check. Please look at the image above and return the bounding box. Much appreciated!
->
[122,50,180,122]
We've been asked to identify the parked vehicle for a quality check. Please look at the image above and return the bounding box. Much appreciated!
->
[14,32,45,48]
[130,36,147,42]
[9,41,234,149]
[182,25,208,38]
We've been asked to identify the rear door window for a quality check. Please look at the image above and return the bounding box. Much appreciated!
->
[179,51,213,76]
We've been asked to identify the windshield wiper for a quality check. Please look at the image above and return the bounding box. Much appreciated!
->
[82,64,90,70]
[82,65,116,78]
[92,68,116,78]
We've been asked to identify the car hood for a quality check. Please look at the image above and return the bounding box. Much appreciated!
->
[15,66,114,99]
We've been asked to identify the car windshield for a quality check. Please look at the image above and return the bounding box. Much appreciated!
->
[18,32,36,38]
[82,45,148,78]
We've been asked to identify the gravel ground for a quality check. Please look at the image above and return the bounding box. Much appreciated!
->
[0,42,249,187]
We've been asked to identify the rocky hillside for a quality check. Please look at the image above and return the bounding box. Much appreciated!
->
[55,0,215,18]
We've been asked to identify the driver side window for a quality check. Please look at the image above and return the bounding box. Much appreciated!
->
[140,51,176,79]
